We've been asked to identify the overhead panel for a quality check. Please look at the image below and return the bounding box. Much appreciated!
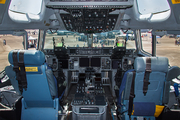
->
[60,9,119,33]
[46,0,133,33]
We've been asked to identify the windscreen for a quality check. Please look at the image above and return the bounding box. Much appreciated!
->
[44,30,136,49]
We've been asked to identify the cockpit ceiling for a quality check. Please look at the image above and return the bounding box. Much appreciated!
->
[1,0,180,31]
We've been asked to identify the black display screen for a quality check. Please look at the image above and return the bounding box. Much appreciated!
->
[79,73,86,81]
[70,49,76,54]
[79,58,89,67]
[59,60,69,69]
[91,58,101,67]
[95,78,101,81]
[112,60,120,69]
[103,49,109,54]
[95,73,101,78]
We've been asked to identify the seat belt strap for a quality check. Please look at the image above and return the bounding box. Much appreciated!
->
[13,50,21,81]
[18,50,27,92]
[13,50,23,93]
[13,50,19,73]
[12,50,27,94]
[128,71,136,118]
[143,57,151,96]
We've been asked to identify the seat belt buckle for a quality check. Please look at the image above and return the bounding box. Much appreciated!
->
[145,69,151,73]
[18,61,24,65]
[144,80,150,85]
[13,66,19,72]
[130,93,135,98]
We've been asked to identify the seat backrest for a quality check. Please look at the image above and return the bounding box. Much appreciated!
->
[133,57,168,105]
[121,57,169,117]
[7,50,57,108]
[117,69,134,106]
[163,66,180,103]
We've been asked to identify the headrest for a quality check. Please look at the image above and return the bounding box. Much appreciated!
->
[134,57,168,73]
[166,66,180,81]
[8,50,45,66]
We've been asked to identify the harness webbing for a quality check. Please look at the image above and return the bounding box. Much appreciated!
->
[12,50,27,93]
[143,57,151,96]
[128,71,136,118]
[18,50,27,91]
[13,50,20,80]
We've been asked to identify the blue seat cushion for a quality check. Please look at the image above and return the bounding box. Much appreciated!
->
[133,102,155,116]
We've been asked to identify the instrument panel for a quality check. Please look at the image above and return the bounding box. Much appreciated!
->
[43,47,135,103]
[44,47,135,71]
[67,47,113,55]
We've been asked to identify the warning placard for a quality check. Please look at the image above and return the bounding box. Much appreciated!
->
[25,67,38,72]
[172,0,180,4]
[0,0,6,4]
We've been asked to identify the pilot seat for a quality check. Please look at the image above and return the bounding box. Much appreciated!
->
[6,50,59,120]
[118,57,170,120]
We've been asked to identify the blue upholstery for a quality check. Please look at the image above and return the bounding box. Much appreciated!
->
[134,57,168,73]
[120,57,169,120]
[5,65,21,95]
[174,83,179,97]
[133,102,155,116]
[7,50,59,120]
[163,66,180,104]
[8,50,45,65]
[117,69,134,106]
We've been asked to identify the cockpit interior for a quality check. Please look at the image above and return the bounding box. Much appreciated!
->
[1,0,180,120]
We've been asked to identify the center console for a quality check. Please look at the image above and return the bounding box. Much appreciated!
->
[71,72,107,120]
